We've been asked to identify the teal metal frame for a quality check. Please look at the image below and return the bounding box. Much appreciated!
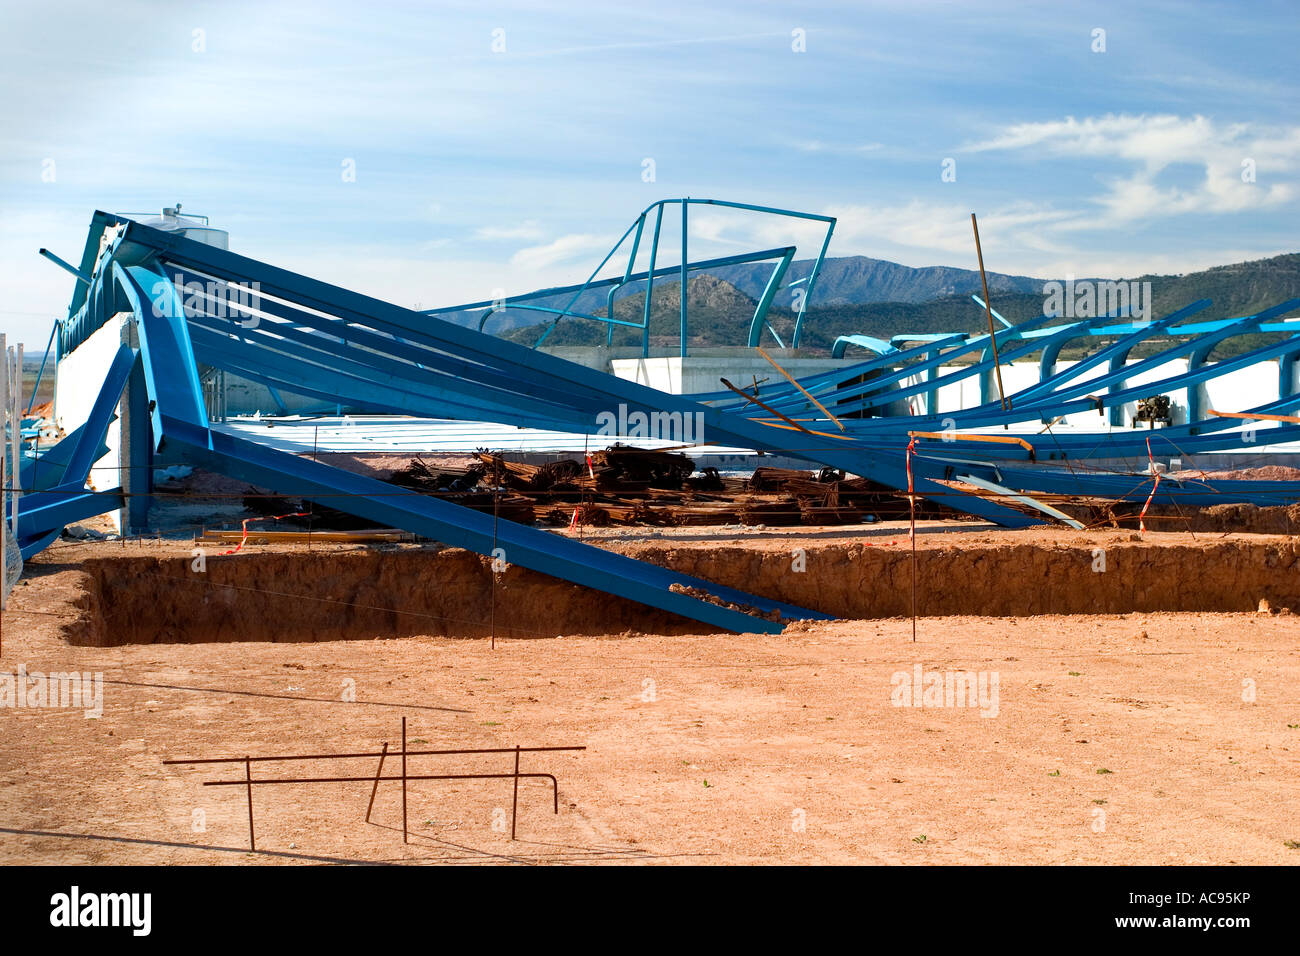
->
[424,199,835,356]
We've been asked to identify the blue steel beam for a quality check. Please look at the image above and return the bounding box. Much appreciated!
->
[841,327,1300,438]
[608,212,646,347]
[113,262,208,447]
[450,246,796,333]
[112,254,832,633]
[19,422,106,492]
[754,309,1092,418]
[680,200,688,359]
[455,199,835,357]
[119,218,1038,527]
[17,485,124,551]
[9,344,136,553]
[773,299,1273,431]
[41,205,1300,553]
[165,415,818,633]
[24,321,60,417]
[1012,300,1300,413]
[167,265,616,416]
[748,248,794,348]
[838,301,1208,420]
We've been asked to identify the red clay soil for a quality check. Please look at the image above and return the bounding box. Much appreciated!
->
[38,524,1300,645]
[0,525,1298,865]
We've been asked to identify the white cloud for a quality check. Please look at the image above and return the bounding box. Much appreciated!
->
[271,247,589,313]
[509,233,612,271]
[674,194,1293,281]
[965,113,1300,226]
[687,199,1068,267]
[793,140,884,155]
[474,220,546,241]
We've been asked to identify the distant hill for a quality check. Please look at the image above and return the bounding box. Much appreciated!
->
[436,253,1046,333]
[502,274,759,349]
[499,252,1300,359]
[710,254,1044,306]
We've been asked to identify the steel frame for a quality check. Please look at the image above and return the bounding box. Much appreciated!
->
[423,198,835,356]
[16,201,1300,628]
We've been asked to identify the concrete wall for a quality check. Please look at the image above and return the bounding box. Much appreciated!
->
[54,314,126,510]
[609,353,861,396]
[211,373,327,419]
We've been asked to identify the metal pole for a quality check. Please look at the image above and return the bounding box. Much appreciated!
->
[680,200,689,359]
[971,214,1009,412]
[757,346,845,430]
[907,438,917,643]
[511,744,520,841]
[491,461,499,649]
[642,205,664,358]
[164,744,586,765]
[1,336,8,621]
[244,756,256,851]
[401,717,408,844]
[364,742,389,823]
[12,344,22,507]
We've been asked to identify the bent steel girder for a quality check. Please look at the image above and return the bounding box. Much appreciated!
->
[696,331,973,407]
[168,265,616,427]
[34,204,1300,592]
[10,343,136,557]
[786,301,1210,425]
[165,415,815,634]
[831,335,907,360]
[1010,301,1294,408]
[19,421,105,492]
[109,219,1037,527]
[953,459,1300,509]
[844,327,1300,439]
[769,299,1297,437]
[736,309,1087,420]
[773,299,1252,428]
[427,199,835,356]
[1009,301,1300,413]
[112,265,826,633]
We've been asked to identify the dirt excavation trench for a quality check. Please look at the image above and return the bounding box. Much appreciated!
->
[55,532,1300,646]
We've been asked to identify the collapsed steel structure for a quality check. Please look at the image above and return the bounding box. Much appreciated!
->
[9,203,1300,632]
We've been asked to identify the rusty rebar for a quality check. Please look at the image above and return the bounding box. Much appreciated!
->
[169,733,580,850]
[971,212,1009,412]
[204,772,560,814]
[364,742,388,824]
[511,744,521,840]
[244,755,255,851]
[164,745,585,765]
[401,717,408,844]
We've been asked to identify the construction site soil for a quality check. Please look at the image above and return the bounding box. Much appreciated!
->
[1,522,1298,864]
[26,523,1300,644]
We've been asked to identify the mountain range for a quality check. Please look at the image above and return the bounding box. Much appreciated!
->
[464,252,1300,357]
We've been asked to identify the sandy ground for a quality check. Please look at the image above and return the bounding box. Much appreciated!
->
[2,524,1298,865]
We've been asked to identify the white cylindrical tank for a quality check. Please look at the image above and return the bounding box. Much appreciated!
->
[136,206,229,249]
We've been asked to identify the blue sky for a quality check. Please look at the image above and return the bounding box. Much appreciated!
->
[2,0,1298,348]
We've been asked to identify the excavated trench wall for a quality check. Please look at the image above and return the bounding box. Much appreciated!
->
[62,538,1300,646]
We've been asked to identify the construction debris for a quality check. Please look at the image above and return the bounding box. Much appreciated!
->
[381,447,932,529]
[226,446,937,533]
